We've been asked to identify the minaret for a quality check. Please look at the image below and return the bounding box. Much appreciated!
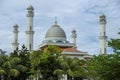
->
[26,5,34,51]
[99,14,107,54]
[12,24,19,51]
[71,29,77,48]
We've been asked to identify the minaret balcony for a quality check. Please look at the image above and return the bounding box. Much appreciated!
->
[26,31,34,34]
[99,36,107,39]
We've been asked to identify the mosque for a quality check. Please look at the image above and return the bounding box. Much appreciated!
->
[12,5,107,59]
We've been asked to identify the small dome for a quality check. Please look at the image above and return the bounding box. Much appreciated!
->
[13,24,18,28]
[45,21,66,41]
[27,5,34,10]
[100,14,106,18]
[72,28,76,33]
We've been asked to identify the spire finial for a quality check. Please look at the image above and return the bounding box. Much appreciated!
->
[55,17,57,25]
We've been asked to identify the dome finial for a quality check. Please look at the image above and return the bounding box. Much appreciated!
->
[55,17,57,25]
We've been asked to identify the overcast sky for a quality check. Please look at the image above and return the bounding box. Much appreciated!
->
[0,0,120,55]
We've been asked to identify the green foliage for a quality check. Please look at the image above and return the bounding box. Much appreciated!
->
[88,53,120,80]
[37,45,62,80]
[87,30,120,80]
[10,69,20,77]
[0,55,24,80]
[0,69,6,75]
[29,50,42,79]
[60,57,88,80]
[54,69,64,78]
[0,48,30,80]
[108,39,120,52]
[0,45,89,80]
[29,45,89,80]
[16,65,27,72]
[9,45,30,80]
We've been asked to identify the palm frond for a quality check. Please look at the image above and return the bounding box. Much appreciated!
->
[0,70,6,75]
[54,69,64,78]
[3,61,11,69]
[11,57,20,65]
[54,69,64,75]
[10,69,20,77]
[16,65,27,72]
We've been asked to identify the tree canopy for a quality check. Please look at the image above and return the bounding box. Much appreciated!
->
[87,31,120,80]
[1,45,112,80]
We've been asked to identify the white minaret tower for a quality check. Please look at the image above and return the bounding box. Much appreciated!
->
[12,24,19,51]
[99,14,107,54]
[71,29,77,48]
[26,5,34,51]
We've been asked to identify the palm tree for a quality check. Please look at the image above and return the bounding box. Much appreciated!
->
[57,57,89,80]
[0,55,27,80]
[11,45,31,80]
